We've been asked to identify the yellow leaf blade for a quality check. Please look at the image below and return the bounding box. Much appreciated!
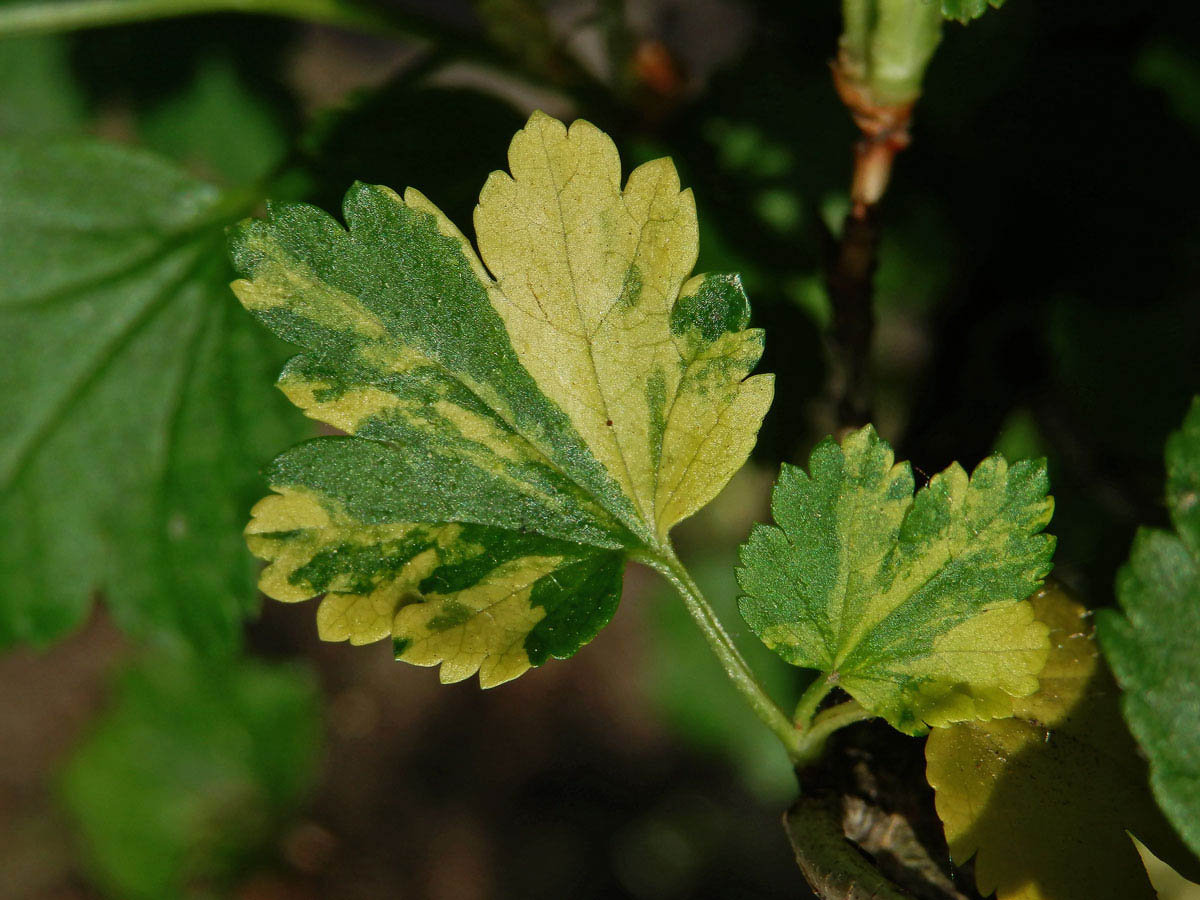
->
[926,583,1200,900]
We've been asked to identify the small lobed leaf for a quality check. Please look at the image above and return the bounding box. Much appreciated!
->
[926,583,1200,900]
[737,425,1055,733]
[1098,397,1200,858]
[231,111,773,685]
[940,0,1006,24]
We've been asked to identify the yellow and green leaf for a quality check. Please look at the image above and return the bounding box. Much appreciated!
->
[736,425,1055,733]
[926,583,1200,900]
[230,111,773,684]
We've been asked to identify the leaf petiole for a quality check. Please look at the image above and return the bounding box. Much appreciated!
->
[642,549,875,768]
[794,700,873,767]
[792,674,835,731]
[641,548,807,763]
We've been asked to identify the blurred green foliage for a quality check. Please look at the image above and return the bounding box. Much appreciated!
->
[0,35,84,134]
[140,53,286,185]
[0,139,305,654]
[60,654,321,899]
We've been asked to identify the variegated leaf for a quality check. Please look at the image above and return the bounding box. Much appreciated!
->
[737,425,1055,733]
[230,111,773,684]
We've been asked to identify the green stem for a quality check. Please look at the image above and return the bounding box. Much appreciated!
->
[784,795,912,900]
[793,675,834,729]
[795,700,873,767]
[839,0,873,84]
[645,550,804,762]
[0,0,401,38]
[838,0,943,108]
[0,0,606,107]
[870,0,943,106]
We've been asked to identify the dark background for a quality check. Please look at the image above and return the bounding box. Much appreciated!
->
[2,0,1199,896]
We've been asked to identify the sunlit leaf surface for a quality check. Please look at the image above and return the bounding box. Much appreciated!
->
[737,425,1054,733]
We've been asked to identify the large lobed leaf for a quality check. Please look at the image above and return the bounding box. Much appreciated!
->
[1098,397,1200,857]
[231,111,773,685]
[737,425,1055,733]
[0,139,304,652]
[927,583,1200,900]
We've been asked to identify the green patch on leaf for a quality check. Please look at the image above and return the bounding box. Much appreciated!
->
[1099,397,1200,858]
[233,112,773,685]
[927,584,1200,900]
[737,425,1055,733]
[0,138,306,652]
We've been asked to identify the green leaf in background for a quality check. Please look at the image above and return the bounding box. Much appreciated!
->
[1135,41,1200,139]
[1099,397,1200,857]
[233,111,773,685]
[0,138,306,652]
[927,583,1200,900]
[0,35,84,137]
[140,53,286,186]
[941,0,1006,24]
[60,654,321,900]
[737,425,1055,733]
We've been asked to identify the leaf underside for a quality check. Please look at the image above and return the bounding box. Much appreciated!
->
[232,111,773,685]
[1099,396,1200,858]
[926,583,1200,900]
[0,138,302,652]
[737,425,1055,733]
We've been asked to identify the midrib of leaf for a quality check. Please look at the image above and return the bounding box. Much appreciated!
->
[4,180,258,313]
[1,239,216,493]
[652,397,722,535]
[3,220,215,314]
[152,265,226,612]
[832,471,879,668]
[541,132,646,530]
[528,127,669,544]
